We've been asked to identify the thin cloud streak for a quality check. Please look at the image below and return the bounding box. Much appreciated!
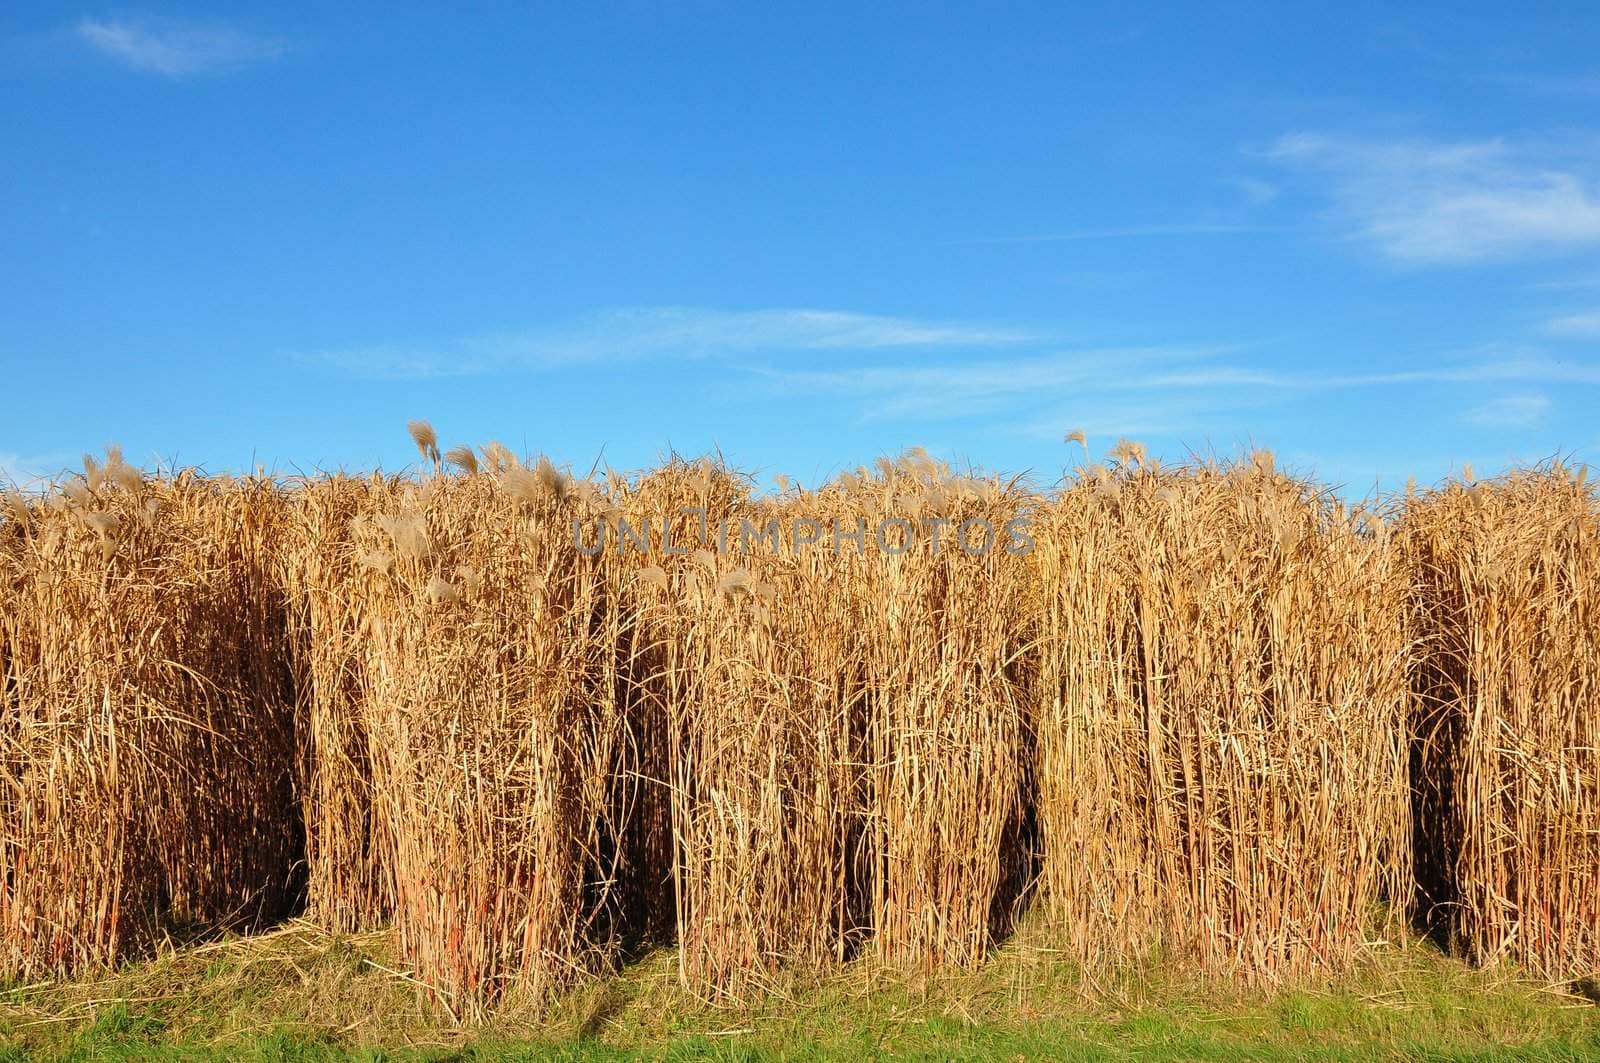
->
[748,349,1600,430]
[1545,311,1600,338]
[1464,393,1552,430]
[745,346,1235,420]
[1015,394,1273,444]
[965,223,1271,245]
[1527,275,1600,291]
[300,307,1036,379]
[1482,72,1600,97]
[76,16,286,76]
[1147,358,1600,388]
[760,352,1600,405]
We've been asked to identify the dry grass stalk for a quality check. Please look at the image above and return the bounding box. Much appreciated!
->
[344,463,632,1014]
[847,457,1034,972]
[1032,454,1411,978]
[0,464,300,978]
[614,460,863,1000]
[1401,465,1600,979]
[278,473,403,932]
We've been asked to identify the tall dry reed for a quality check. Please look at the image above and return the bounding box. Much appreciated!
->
[846,455,1035,971]
[1401,465,1600,979]
[1033,451,1411,977]
[0,460,300,977]
[279,473,402,932]
[613,461,867,999]
[343,454,636,1013]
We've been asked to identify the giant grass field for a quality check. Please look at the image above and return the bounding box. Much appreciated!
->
[2,426,1597,1056]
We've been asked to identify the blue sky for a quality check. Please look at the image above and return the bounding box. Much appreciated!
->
[4,3,1599,494]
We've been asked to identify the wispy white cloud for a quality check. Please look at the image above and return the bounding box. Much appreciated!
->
[758,350,1600,409]
[1483,72,1600,97]
[1055,269,1148,291]
[1230,176,1280,206]
[744,346,1232,420]
[301,307,1035,378]
[1544,311,1600,338]
[1527,275,1600,291]
[1464,393,1552,429]
[966,223,1266,245]
[1222,354,1600,389]
[76,16,286,76]
[746,348,1600,440]
[1015,394,1268,445]
[1263,133,1600,263]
